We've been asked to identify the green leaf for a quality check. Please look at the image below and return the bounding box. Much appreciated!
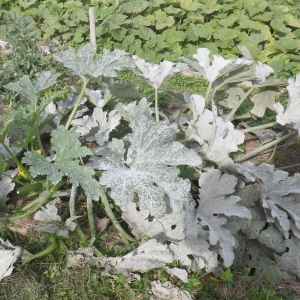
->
[131,15,152,28]
[243,0,269,17]
[111,27,127,41]
[154,10,175,30]
[164,5,181,14]
[119,1,149,14]
[274,37,300,53]
[187,23,214,40]
[180,0,201,11]
[218,14,239,27]
[22,126,100,199]
[137,26,156,41]
[90,116,202,218]
[270,19,291,34]
[283,14,300,28]
[5,71,61,102]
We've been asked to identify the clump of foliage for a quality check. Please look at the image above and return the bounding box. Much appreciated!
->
[0,11,51,104]
[2,42,300,300]
[1,0,300,77]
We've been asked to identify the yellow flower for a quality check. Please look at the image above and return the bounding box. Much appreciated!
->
[37,150,42,155]
[18,166,25,177]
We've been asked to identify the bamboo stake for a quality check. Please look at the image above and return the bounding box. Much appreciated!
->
[89,7,96,45]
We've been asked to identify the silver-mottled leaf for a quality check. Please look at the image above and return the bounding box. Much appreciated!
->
[54,44,131,83]
[94,116,201,218]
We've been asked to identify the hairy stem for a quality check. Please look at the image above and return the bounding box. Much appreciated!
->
[87,196,96,239]
[0,190,54,221]
[154,87,159,123]
[234,131,297,163]
[65,81,88,130]
[205,81,213,107]
[69,185,88,243]
[99,186,136,244]
[242,121,278,133]
[277,163,300,171]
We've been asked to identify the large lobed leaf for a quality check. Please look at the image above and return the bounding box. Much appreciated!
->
[274,72,300,135]
[90,115,202,218]
[53,43,132,83]
[189,94,244,167]
[22,126,100,199]
[196,169,251,267]
[127,55,188,89]
[5,71,61,102]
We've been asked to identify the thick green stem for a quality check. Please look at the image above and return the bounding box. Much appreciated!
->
[0,190,54,221]
[69,185,88,243]
[65,81,88,130]
[235,131,297,163]
[35,124,45,156]
[277,163,300,171]
[204,81,213,107]
[225,87,255,122]
[1,142,31,179]
[99,186,136,244]
[242,122,278,133]
[87,196,96,239]
[154,88,159,123]
[22,236,58,264]
[18,181,64,212]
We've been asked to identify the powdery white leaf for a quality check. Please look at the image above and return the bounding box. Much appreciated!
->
[169,237,218,271]
[257,224,286,253]
[275,237,300,278]
[234,234,292,280]
[0,169,18,209]
[0,136,22,160]
[238,162,300,239]
[250,88,282,117]
[34,202,79,237]
[67,247,103,268]
[0,238,22,281]
[54,44,132,83]
[22,126,100,200]
[197,169,251,267]
[121,202,186,242]
[128,56,188,89]
[72,107,120,147]
[93,116,202,218]
[165,267,189,283]
[190,94,245,167]
[113,239,174,272]
[254,62,274,85]
[120,97,152,122]
[218,87,246,109]
[149,280,195,300]
[274,73,300,134]
[5,71,60,102]
[182,47,252,84]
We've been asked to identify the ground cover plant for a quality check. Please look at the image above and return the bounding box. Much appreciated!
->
[1,41,300,299]
[1,0,300,78]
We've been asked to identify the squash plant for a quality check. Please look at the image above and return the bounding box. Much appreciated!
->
[1,43,300,282]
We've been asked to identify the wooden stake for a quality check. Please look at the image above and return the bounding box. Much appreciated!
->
[89,7,96,45]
